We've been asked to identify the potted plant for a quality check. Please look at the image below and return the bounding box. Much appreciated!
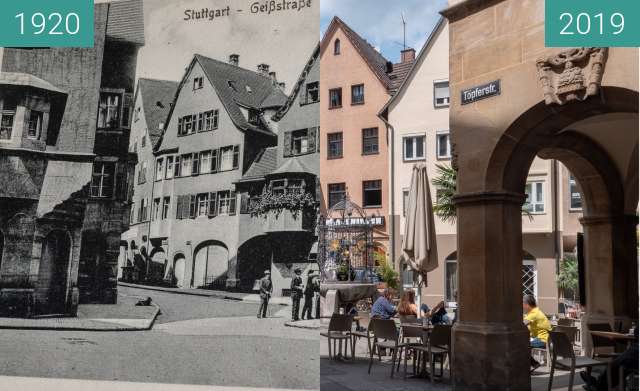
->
[336,263,349,281]
[376,257,399,290]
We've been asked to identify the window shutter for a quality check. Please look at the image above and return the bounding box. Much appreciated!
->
[178,117,184,135]
[121,92,133,129]
[240,193,249,214]
[211,149,219,173]
[208,192,217,216]
[189,195,196,218]
[174,156,181,177]
[307,128,317,153]
[229,191,237,215]
[283,131,293,157]
[192,152,200,175]
[176,195,183,219]
[198,113,203,131]
[232,145,240,170]
[181,195,189,219]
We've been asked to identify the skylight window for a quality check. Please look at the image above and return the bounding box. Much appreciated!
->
[245,85,252,93]
[227,80,238,92]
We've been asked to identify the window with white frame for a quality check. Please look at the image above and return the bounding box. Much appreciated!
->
[524,181,545,213]
[433,81,450,108]
[97,92,121,129]
[91,162,115,198]
[197,193,209,216]
[155,158,164,181]
[162,197,170,219]
[165,156,174,179]
[403,135,425,161]
[181,154,192,176]
[271,179,286,195]
[200,151,212,174]
[436,131,451,159]
[217,191,232,215]
[219,146,234,171]
[569,174,582,210]
[193,77,204,90]
[152,198,161,220]
[292,129,309,155]
[203,110,218,131]
[445,256,458,305]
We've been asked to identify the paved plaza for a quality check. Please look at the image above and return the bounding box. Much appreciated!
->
[320,327,591,391]
[0,285,318,390]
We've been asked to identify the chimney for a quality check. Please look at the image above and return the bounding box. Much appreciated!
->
[268,71,277,84]
[401,48,416,63]
[229,54,239,66]
[257,63,270,76]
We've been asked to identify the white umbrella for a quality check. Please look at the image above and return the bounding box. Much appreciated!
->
[400,163,438,304]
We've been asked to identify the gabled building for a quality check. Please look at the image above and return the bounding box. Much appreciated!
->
[236,44,320,295]
[134,53,287,291]
[320,16,414,263]
[0,0,144,314]
[380,18,580,314]
[119,78,178,282]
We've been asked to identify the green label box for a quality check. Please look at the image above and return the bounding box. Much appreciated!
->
[546,0,640,47]
[0,0,93,48]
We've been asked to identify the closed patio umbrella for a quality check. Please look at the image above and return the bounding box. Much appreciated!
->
[401,163,438,297]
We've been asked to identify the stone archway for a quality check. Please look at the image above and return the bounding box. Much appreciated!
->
[452,87,638,389]
[191,240,229,289]
[37,230,72,314]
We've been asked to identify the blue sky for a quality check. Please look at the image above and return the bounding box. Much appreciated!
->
[320,0,447,63]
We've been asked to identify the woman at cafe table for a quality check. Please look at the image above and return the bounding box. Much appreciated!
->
[523,294,552,371]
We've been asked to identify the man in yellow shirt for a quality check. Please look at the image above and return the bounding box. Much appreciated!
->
[523,294,551,371]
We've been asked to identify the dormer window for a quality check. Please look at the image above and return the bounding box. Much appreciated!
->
[304,82,319,104]
[334,39,341,55]
[193,77,204,90]
[248,109,260,125]
[27,110,43,139]
[227,80,238,92]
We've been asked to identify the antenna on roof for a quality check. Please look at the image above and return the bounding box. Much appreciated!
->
[401,12,407,50]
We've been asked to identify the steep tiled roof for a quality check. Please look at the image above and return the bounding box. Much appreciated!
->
[323,17,392,90]
[106,0,145,45]
[138,78,178,147]
[270,157,313,176]
[196,54,287,135]
[238,147,278,182]
[389,60,415,95]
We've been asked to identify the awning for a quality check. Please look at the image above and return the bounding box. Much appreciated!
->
[0,72,67,95]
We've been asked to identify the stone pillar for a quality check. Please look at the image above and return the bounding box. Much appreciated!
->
[452,191,530,391]
[579,216,620,356]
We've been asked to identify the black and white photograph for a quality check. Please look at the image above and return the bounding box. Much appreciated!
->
[0,0,319,390]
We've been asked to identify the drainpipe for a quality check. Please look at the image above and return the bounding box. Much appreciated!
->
[378,112,396,270]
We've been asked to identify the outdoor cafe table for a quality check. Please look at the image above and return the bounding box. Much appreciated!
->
[400,323,433,379]
[589,330,637,348]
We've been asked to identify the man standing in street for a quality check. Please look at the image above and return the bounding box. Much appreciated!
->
[257,270,272,319]
[301,270,315,320]
[291,268,303,321]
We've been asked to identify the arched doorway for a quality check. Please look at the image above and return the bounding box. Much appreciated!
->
[192,241,228,289]
[173,253,186,288]
[452,86,638,388]
[37,230,72,314]
[237,236,272,292]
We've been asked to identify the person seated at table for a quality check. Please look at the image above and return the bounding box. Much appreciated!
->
[523,294,551,371]
[371,288,397,320]
[397,289,418,317]
[580,327,638,391]
[421,300,450,325]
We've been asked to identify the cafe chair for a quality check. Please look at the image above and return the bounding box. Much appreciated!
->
[427,324,452,385]
[401,324,428,379]
[321,313,353,360]
[547,331,609,391]
[368,319,407,378]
